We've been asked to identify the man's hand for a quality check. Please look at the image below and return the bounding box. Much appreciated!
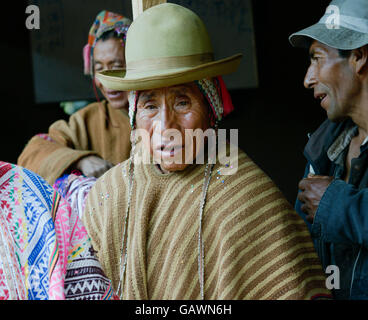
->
[297,174,334,223]
[75,155,114,178]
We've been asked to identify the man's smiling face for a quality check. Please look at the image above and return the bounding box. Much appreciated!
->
[304,40,359,122]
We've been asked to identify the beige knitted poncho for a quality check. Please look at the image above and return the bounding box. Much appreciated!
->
[18,100,131,184]
[83,147,330,300]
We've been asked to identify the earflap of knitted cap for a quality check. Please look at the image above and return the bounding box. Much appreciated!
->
[128,91,139,128]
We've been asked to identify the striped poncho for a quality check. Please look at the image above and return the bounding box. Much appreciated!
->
[83,147,331,299]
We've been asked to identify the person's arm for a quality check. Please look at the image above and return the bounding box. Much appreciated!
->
[296,162,368,248]
[312,179,368,248]
[295,163,314,228]
[17,115,97,185]
[18,110,111,184]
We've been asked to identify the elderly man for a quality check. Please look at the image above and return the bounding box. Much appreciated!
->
[83,3,330,300]
[290,0,368,299]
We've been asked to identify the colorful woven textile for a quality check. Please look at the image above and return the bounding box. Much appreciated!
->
[35,133,54,142]
[54,172,96,220]
[0,162,115,300]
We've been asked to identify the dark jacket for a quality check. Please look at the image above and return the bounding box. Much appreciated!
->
[295,118,368,300]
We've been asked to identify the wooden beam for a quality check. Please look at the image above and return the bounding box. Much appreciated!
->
[132,0,167,20]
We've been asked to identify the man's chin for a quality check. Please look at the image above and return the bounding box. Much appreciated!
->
[159,162,190,173]
[107,98,129,110]
[110,103,128,110]
[327,112,348,123]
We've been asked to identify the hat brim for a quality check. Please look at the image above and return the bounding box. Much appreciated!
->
[96,53,243,91]
[289,23,368,50]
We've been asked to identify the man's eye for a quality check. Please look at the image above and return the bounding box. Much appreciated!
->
[145,104,158,110]
[176,100,189,107]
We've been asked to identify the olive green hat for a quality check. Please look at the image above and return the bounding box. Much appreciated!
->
[96,3,242,91]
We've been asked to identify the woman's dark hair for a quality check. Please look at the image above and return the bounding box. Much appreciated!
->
[98,29,123,42]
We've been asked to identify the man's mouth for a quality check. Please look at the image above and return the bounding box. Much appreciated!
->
[158,144,183,157]
[314,93,327,106]
[105,90,125,99]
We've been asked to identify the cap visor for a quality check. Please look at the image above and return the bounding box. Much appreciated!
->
[289,23,368,50]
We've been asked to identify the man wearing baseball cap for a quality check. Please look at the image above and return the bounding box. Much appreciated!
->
[290,0,368,299]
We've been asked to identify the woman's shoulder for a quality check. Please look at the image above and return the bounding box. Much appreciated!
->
[73,100,107,119]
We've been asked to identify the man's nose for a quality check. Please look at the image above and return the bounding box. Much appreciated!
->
[303,65,317,89]
[160,106,178,131]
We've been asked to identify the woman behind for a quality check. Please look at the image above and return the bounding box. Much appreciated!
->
[18,10,132,185]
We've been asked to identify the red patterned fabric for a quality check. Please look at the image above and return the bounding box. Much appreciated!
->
[0,161,116,300]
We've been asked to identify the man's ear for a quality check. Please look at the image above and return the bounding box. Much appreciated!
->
[351,45,368,74]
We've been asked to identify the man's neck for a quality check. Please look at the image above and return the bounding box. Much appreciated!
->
[355,128,368,146]
[350,84,368,138]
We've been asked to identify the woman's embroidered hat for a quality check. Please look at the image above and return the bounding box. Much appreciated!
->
[96,3,242,91]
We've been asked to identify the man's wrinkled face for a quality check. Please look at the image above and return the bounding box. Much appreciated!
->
[93,37,128,110]
[135,83,211,173]
[304,40,358,122]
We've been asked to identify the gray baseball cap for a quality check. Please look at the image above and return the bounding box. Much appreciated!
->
[289,0,368,50]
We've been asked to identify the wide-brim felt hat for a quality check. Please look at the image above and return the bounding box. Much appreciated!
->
[289,0,368,50]
[96,3,242,91]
